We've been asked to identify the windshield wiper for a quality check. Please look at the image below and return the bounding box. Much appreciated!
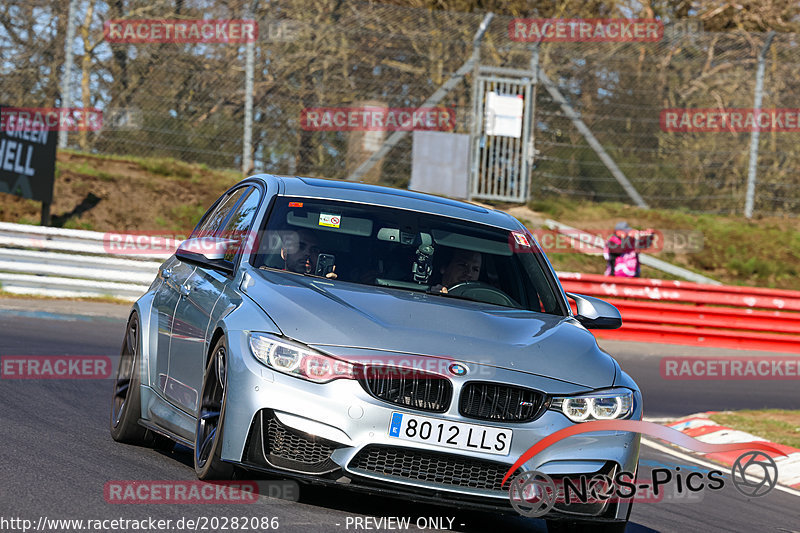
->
[259,266,330,280]
[374,278,429,293]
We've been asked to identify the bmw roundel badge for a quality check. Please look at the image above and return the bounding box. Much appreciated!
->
[449,363,467,376]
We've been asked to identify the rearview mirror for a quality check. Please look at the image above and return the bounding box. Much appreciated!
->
[566,292,622,330]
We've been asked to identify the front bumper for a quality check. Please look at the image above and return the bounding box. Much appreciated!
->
[221,331,642,520]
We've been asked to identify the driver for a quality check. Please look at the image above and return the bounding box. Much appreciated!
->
[280,228,337,279]
[432,249,482,293]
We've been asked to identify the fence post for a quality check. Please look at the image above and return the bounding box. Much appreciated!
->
[525,44,539,200]
[744,30,776,219]
[242,1,259,175]
[58,0,79,149]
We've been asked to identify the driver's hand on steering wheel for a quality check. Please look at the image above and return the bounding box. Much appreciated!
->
[430,284,448,294]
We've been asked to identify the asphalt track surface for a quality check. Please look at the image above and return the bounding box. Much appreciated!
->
[1,304,798,533]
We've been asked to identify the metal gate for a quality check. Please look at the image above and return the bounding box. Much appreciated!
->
[469,66,535,203]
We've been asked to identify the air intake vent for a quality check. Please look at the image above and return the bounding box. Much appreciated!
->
[349,445,521,493]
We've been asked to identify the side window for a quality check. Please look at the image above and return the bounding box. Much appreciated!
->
[220,188,262,262]
[192,187,248,238]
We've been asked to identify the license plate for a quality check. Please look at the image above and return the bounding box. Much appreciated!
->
[387,412,512,456]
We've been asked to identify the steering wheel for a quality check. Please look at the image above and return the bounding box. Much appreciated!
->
[446,281,517,307]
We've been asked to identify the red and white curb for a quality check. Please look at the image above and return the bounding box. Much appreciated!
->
[662,412,800,490]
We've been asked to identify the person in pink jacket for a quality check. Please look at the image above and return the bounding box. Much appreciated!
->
[604,221,654,277]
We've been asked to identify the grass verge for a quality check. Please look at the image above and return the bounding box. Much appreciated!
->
[0,290,133,306]
[527,197,800,290]
[708,410,800,449]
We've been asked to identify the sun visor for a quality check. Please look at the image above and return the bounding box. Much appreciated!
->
[432,229,512,256]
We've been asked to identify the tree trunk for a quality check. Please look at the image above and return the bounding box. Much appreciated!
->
[78,1,95,150]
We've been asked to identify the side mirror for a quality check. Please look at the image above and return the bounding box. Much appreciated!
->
[175,237,237,274]
[566,292,622,330]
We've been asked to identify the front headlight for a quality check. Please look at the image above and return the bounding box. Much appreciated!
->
[550,388,633,423]
[248,332,355,383]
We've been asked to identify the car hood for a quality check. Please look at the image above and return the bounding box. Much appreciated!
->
[245,269,617,388]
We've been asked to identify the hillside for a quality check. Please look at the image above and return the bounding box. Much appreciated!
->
[523,198,800,290]
[0,150,241,233]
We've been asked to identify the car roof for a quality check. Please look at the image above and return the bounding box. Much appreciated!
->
[250,175,521,230]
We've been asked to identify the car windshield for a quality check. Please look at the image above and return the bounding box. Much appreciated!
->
[253,196,563,314]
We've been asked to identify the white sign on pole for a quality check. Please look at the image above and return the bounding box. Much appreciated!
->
[410,131,470,199]
[363,129,385,152]
[485,91,523,138]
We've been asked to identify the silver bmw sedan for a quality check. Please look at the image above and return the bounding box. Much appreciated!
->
[110,175,641,532]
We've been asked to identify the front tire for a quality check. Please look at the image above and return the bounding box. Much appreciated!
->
[110,313,151,443]
[194,337,234,480]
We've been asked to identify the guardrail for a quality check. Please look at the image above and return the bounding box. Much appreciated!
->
[0,222,164,301]
[2,221,798,353]
[560,272,800,353]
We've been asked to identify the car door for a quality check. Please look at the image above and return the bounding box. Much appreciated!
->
[152,257,196,395]
[166,185,262,413]
[161,186,248,411]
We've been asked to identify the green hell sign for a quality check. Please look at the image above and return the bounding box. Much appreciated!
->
[0,105,58,204]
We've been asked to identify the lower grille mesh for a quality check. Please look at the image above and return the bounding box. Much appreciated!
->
[243,410,340,474]
[264,415,335,465]
[349,445,519,492]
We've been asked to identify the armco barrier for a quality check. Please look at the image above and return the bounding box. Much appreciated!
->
[559,272,800,353]
[0,222,164,301]
[2,220,798,353]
